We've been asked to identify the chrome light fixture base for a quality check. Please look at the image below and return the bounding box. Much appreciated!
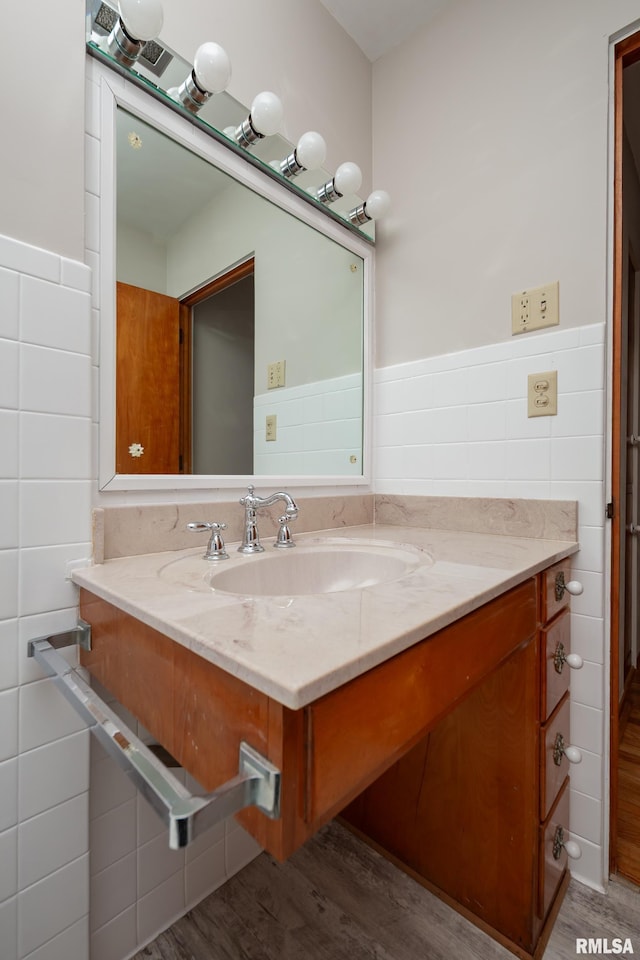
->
[348,203,371,226]
[279,151,304,179]
[106,18,144,66]
[233,116,263,148]
[316,178,341,204]
[176,71,211,113]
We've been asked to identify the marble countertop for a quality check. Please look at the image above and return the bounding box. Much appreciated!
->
[72,523,578,709]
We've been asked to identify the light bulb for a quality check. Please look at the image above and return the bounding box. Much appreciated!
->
[275,131,327,179]
[118,0,163,41]
[295,132,326,172]
[173,41,231,113]
[193,42,231,94]
[346,186,391,226]
[107,0,163,65]
[364,189,391,220]
[334,162,363,197]
[250,92,284,137]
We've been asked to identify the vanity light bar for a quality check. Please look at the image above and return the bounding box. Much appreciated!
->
[85,14,380,240]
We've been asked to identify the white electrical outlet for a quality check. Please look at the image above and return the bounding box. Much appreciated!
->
[266,415,277,441]
[512,281,559,335]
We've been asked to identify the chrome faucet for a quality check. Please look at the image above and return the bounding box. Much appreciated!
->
[186,521,229,561]
[238,485,298,554]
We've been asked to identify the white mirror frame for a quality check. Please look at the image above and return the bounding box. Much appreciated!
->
[93,64,374,492]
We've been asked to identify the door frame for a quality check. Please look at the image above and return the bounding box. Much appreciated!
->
[609,28,640,876]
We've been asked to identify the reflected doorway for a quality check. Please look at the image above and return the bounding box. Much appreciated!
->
[181,257,255,476]
[115,258,255,476]
[190,272,255,474]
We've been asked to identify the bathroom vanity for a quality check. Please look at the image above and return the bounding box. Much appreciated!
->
[72,522,579,960]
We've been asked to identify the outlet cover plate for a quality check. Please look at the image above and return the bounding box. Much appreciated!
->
[266,415,277,441]
[527,370,557,417]
[267,360,286,389]
[512,281,559,335]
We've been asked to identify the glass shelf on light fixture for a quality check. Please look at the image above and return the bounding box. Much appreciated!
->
[85,18,375,242]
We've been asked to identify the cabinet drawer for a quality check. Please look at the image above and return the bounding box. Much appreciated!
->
[540,560,572,624]
[540,696,571,820]
[541,609,571,720]
[538,778,570,920]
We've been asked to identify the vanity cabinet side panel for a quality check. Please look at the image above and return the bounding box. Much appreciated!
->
[236,698,308,860]
[343,631,540,954]
[79,590,272,793]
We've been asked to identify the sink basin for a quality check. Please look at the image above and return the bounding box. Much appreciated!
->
[159,537,429,597]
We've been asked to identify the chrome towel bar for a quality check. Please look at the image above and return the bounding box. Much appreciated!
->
[28,628,281,849]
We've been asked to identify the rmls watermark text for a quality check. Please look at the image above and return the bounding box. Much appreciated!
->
[576,939,634,955]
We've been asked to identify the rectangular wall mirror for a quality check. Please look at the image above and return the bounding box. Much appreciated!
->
[94,68,374,491]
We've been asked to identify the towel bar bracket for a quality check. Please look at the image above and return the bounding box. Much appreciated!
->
[27,618,92,654]
[27,627,282,848]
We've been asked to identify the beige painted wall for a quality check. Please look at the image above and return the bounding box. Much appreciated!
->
[372,0,640,366]
[0,0,86,259]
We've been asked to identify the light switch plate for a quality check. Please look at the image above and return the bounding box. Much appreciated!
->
[527,370,557,417]
[512,281,559,335]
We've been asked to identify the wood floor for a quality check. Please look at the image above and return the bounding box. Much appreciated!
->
[133,821,640,960]
[617,669,640,884]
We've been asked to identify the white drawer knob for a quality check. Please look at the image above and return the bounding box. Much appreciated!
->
[555,572,583,600]
[554,643,584,673]
[563,745,582,764]
[553,734,583,765]
[553,825,582,860]
[564,839,582,860]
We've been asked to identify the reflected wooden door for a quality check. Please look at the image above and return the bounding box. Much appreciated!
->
[116,281,182,474]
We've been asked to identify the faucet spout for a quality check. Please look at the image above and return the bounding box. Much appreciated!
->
[238,486,299,554]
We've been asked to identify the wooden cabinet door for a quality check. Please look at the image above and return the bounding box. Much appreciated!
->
[116,281,182,474]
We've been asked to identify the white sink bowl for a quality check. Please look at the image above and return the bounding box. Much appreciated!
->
[159,537,429,597]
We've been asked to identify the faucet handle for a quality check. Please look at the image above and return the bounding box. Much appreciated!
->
[187,522,229,561]
[274,513,296,549]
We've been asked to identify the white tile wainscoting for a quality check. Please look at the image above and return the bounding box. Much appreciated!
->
[374,322,608,890]
[0,231,93,959]
[253,372,363,476]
